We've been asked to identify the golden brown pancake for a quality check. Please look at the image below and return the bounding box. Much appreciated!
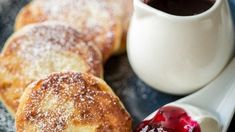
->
[0,22,103,116]
[16,72,132,132]
[15,0,133,60]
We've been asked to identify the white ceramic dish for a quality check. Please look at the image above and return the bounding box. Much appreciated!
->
[144,58,235,132]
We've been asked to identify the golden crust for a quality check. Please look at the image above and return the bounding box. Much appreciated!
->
[15,0,133,60]
[15,4,47,31]
[0,22,103,116]
[16,72,132,132]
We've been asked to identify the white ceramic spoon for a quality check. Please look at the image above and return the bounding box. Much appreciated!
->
[144,58,235,132]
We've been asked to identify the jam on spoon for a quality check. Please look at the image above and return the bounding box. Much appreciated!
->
[135,106,201,132]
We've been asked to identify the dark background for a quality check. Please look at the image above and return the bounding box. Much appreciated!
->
[0,0,234,131]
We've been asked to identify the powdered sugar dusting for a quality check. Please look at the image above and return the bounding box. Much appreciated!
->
[5,22,103,78]
[28,0,131,60]
[0,22,103,117]
[37,0,123,30]
[16,72,131,131]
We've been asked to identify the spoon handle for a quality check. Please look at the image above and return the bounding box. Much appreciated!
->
[217,81,235,132]
[177,58,235,132]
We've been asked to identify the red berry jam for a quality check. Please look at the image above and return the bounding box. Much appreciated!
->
[135,106,201,132]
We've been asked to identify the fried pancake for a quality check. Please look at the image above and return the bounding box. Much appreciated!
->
[15,0,133,60]
[0,22,103,116]
[16,72,132,132]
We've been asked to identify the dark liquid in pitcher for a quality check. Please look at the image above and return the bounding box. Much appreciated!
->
[144,0,216,16]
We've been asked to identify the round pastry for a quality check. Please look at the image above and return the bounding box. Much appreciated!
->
[16,72,132,132]
[0,22,103,116]
[15,0,133,60]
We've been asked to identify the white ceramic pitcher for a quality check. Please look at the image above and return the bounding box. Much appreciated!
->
[127,0,234,95]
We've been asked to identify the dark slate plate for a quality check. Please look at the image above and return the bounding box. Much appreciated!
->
[0,0,234,131]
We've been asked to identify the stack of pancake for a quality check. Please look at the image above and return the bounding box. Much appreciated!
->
[0,0,133,131]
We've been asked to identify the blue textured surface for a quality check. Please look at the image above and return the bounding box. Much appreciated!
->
[229,0,235,26]
[0,0,234,131]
